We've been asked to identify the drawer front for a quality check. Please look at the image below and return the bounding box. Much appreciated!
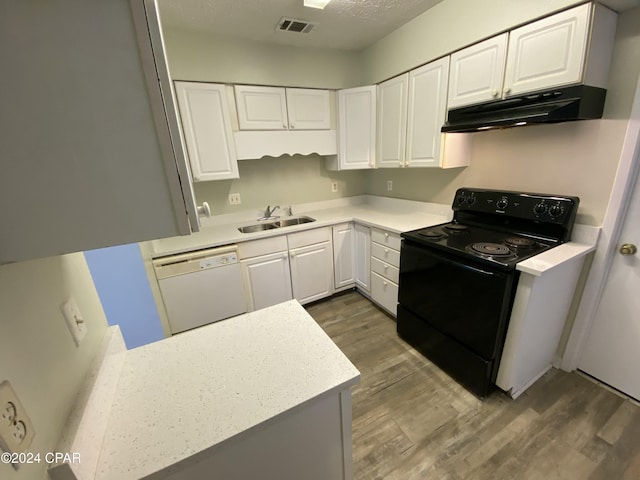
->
[371,228,401,250]
[288,226,331,249]
[371,257,399,284]
[238,235,288,259]
[371,242,400,267]
[371,271,398,317]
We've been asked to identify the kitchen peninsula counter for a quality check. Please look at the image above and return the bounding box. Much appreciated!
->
[50,301,360,480]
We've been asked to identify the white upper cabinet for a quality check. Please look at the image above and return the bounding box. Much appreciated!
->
[234,85,289,130]
[234,85,331,130]
[406,57,456,168]
[448,3,616,109]
[328,86,376,170]
[376,74,409,168]
[174,82,239,182]
[504,4,590,97]
[448,34,508,109]
[286,88,331,130]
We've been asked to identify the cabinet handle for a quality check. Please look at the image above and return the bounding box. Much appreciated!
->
[491,89,498,97]
[384,248,389,254]
[383,281,388,287]
[283,123,288,129]
[290,123,295,129]
[384,264,388,270]
[503,87,511,95]
[385,233,389,238]
[290,252,296,258]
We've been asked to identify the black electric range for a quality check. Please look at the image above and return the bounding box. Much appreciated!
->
[397,188,579,397]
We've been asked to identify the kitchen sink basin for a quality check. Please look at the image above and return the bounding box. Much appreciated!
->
[238,216,316,233]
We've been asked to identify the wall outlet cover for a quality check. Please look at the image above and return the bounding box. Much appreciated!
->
[229,193,242,205]
[0,381,35,458]
[331,181,338,193]
[387,180,393,191]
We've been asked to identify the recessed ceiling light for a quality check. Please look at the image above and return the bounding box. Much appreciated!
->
[304,0,331,9]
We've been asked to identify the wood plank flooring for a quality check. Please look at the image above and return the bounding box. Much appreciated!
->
[305,291,640,480]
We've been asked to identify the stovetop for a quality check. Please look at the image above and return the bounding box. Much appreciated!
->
[403,221,558,270]
[401,188,579,271]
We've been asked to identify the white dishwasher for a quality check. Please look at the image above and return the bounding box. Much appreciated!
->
[153,245,247,334]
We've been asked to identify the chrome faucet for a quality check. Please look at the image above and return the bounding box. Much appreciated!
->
[260,205,280,220]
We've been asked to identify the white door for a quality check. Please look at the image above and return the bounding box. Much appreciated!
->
[337,86,376,170]
[354,224,371,293]
[234,85,288,130]
[332,223,355,289]
[406,57,450,168]
[448,34,507,109]
[286,88,331,130]
[290,242,333,304]
[241,252,293,311]
[503,3,589,97]
[174,82,239,182]
[579,164,640,400]
[376,74,408,168]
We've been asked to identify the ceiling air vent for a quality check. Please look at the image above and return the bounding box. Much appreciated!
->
[276,17,317,34]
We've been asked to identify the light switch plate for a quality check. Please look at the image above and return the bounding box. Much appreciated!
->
[61,298,87,346]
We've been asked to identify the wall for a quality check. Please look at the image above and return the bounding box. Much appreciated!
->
[0,253,108,480]
[194,154,367,215]
[364,4,640,226]
[85,244,165,349]
[163,28,363,88]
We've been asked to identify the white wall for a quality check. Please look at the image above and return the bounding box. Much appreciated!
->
[0,253,108,480]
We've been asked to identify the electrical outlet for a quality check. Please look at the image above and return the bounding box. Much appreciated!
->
[61,297,87,346]
[0,381,35,461]
[331,181,338,193]
[387,180,393,191]
[229,193,241,205]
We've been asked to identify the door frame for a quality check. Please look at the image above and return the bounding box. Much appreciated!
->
[561,75,640,371]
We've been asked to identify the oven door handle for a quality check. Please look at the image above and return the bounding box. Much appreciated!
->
[457,262,497,277]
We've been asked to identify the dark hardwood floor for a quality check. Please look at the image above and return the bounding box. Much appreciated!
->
[305,291,640,480]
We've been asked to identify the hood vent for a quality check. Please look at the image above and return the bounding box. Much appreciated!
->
[277,17,317,34]
[441,85,607,133]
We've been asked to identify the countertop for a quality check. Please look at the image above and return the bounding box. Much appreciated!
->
[148,195,598,277]
[51,301,360,480]
[93,301,360,480]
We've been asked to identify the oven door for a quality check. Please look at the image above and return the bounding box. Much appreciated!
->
[397,239,518,395]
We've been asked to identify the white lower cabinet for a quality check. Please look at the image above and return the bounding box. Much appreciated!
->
[239,237,293,311]
[332,223,356,290]
[354,224,371,293]
[289,228,334,305]
[370,228,401,316]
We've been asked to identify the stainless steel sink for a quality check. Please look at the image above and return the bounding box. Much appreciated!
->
[238,223,280,234]
[238,216,316,233]
[275,216,316,227]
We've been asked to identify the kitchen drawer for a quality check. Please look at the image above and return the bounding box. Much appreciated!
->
[371,271,398,317]
[371,242,400,267]
[238,235,288,259]
[288,226,331,249]
[371,257,399,284]
[371,228,401,250]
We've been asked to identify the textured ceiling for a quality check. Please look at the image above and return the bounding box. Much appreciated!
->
[157,0,445,51]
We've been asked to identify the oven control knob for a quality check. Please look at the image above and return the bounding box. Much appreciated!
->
[457,192,467,204]
[467,193,476,206]
[533,203,547,215]
[548,204,564,217]
[496,198,508,210]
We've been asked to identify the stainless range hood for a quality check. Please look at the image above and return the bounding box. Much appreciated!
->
[441,85,607,133]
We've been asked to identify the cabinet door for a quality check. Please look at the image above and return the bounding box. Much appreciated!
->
[354,224,371,293]
[174,82,239,182]
[234,85,288,130]
[503,4,590,97]
[286,88,331,130]
[448,34,508,109]
[241,252,293,311]
[332,223,355,289]
[376,74,408,168]
[290,241,334,305]
[406,57,450,168]
[337,86,376,170]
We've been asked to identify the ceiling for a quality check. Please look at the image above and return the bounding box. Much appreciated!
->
[157,0,445,51]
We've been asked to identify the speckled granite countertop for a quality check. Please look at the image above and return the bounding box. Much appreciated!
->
[93,301,360,480]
